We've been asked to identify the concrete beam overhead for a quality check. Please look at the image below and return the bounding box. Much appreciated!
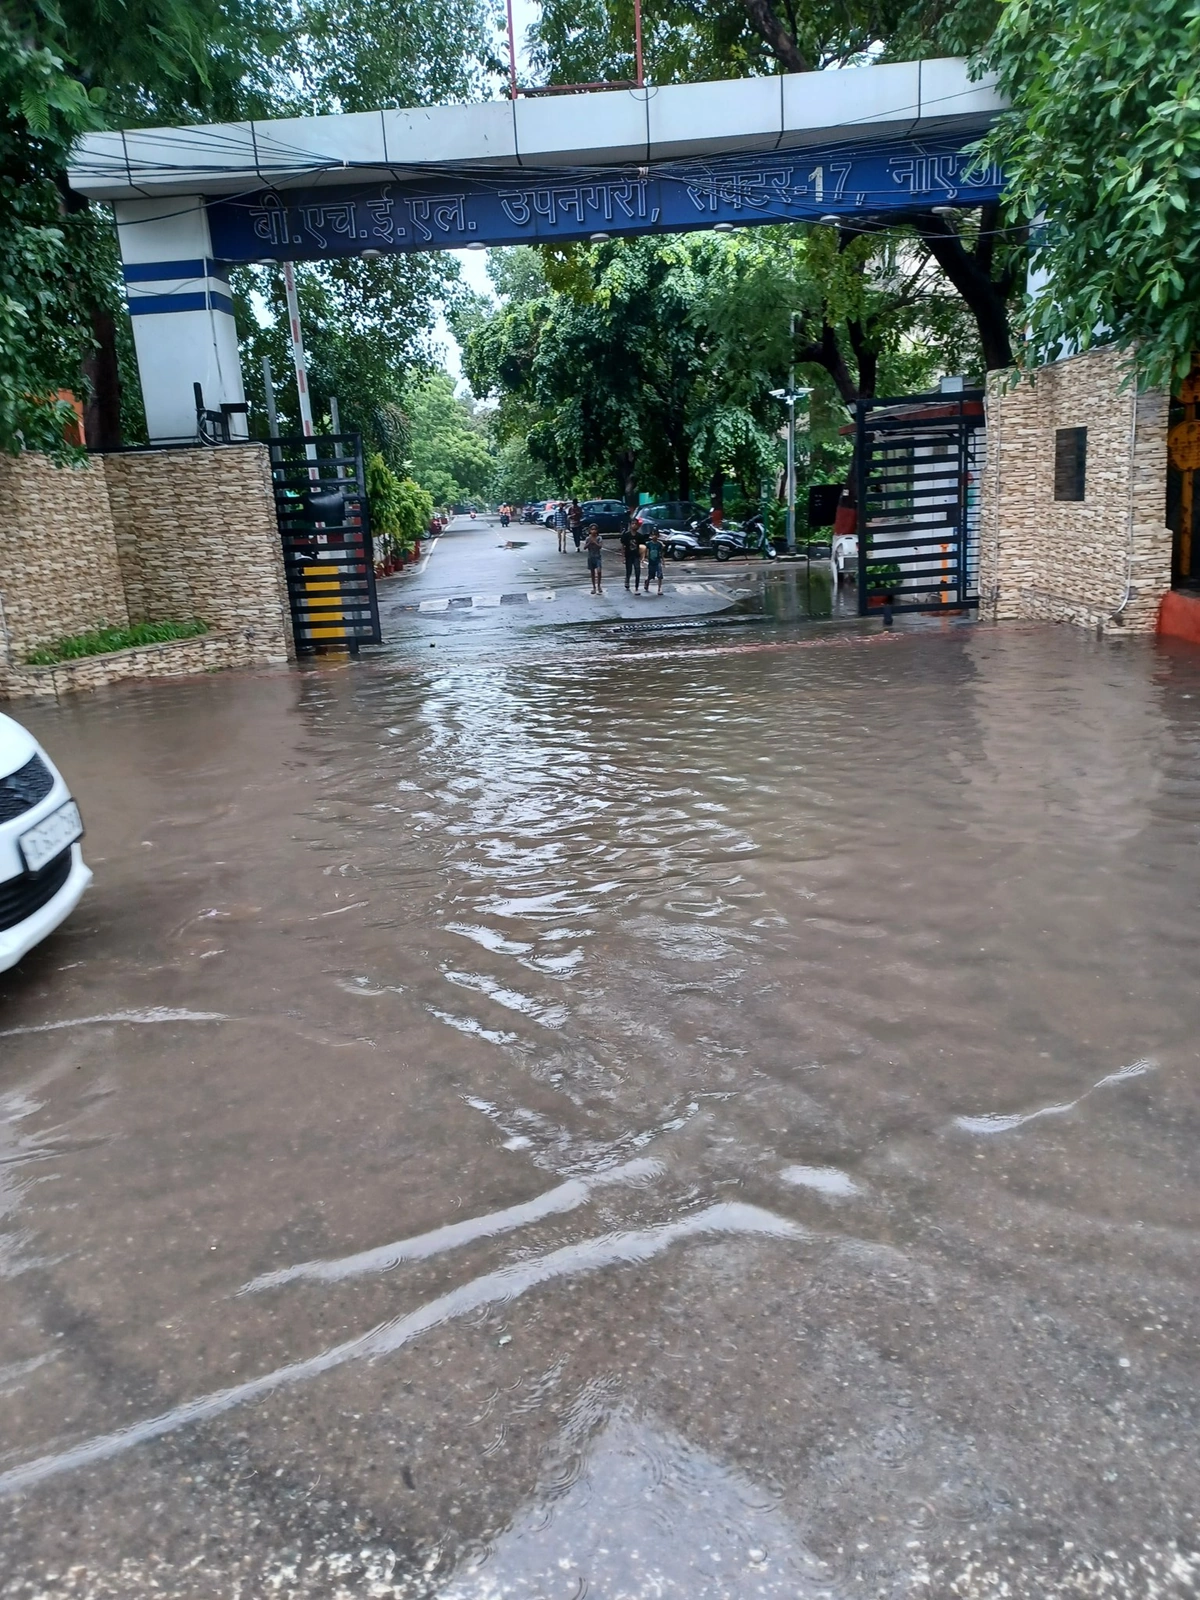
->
[68,58,1005,201]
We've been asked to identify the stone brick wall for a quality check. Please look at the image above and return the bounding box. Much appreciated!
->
[0,443,295,698]
[103,445,293,662]
[0,630,267,702]
[979,346,1171,632]
[0,454,129,659]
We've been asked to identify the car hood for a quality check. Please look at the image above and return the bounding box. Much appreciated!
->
[0,713,39,780]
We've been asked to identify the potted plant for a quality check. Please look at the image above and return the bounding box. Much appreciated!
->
[865,559,902,607]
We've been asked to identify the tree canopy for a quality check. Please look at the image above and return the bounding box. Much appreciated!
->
[463,230,974,508]
[985,0,1200,388]
[0,17,111,456]
[527,0,999,85]
[403,373,496,507]
[233,256,455,454]
[529,0,1019,373]
[0,0,500,454]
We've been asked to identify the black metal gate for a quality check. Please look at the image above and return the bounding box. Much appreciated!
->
[855,390,985,615]
[270,432,381,654]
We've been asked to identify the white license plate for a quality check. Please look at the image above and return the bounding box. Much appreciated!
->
[20,800,83,874]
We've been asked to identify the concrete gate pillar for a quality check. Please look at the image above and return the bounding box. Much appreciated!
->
[115,198,248,443]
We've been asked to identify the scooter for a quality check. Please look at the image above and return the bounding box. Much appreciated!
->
[712,512,777,562]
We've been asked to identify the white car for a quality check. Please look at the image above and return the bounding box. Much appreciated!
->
[0,712,92,973]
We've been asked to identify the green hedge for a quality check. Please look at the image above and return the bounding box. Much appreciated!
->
[25,619,209,665]
[366,453,434,557]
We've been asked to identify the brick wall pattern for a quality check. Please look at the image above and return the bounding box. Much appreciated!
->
[0,454,129,658]
[103,447,292,660]
[0,444,294,698]
[0,632,273,702]
[979,346,1171,632]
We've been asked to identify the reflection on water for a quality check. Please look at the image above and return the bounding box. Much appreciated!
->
[439,1411,838,1600]
[1,621,1199,1596]
[736,562,840,623]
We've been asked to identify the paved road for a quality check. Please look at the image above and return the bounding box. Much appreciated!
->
[0,561,1197,1598]
[374,516,858,649]
[377,515,770,631]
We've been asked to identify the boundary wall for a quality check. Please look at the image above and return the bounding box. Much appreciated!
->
[978,346,1171,633]
[0,444,293,699]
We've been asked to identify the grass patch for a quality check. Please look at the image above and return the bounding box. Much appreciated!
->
[25,619,209,666]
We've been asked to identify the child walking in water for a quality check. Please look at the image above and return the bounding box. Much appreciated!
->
[644,528,664,595]
[584,523,604,594]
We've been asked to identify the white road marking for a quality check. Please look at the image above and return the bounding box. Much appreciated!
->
[418,592,557,611]
[409,535,441,577]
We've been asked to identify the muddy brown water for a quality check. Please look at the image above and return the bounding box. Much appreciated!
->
[1,616,1199,1597]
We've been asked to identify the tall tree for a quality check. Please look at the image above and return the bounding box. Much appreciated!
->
[233,254,455,453]
[403,373,496,506]
[5,0,500,452]
[0,18,118,457]
[529,0,1019,372]
[984,0,1200,387]
[463,230,972,506]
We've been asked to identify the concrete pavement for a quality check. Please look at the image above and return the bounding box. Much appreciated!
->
[376,516,756,634]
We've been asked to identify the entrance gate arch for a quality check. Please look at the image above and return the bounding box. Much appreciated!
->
[68,57,1006,444]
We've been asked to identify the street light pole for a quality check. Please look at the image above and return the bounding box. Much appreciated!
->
[786,389,796,555]
[786,311,800,553]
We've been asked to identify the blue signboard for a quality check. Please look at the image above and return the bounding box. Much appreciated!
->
[206,134,1002,263]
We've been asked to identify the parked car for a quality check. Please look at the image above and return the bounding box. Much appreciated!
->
[631,501,710,559]
[0,713,92,974]
[539,500,562,525]
[580,499,629,536]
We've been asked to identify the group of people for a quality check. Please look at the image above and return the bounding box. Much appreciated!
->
[548,498,664,598]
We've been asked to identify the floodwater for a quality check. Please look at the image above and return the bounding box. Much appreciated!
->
[2,589,1199,1597]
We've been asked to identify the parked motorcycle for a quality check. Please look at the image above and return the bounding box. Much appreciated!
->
[663,510,726,561]
[659,516,708,561]
[711,512,778,562]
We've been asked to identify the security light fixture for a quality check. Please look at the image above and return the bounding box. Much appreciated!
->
[819,214,840,226]
[590,232,611,242]
[931,205,958,217]
[713,222,735,233]
[360,247,383,260]
[254,258,277,266]
[466,240,487,251]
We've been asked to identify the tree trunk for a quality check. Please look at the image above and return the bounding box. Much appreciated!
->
[796,322,859,406]
[82,307,123,450]
[677,445,691,503]
[741,0,809,71]
[709,466,725,514]
[916,216,1015,372]
[845,320,877,401]
[617,448,638,507]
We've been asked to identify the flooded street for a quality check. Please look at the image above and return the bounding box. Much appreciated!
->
[2,525,1199,1597]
